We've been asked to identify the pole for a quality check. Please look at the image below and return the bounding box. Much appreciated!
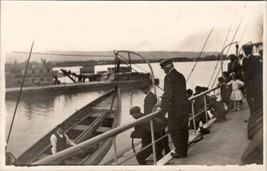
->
[6,40,35,145]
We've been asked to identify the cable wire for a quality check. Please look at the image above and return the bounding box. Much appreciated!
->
[211,17,243,88]
[6,41,35,145]
[186,26,215,82]
[208,25,232,88]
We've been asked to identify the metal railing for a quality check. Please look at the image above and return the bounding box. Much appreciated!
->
[32,86,220,165]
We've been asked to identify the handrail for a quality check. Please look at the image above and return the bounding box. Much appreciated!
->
[188,86,219,101]
[33,86,221,165]
[33,111,163,164]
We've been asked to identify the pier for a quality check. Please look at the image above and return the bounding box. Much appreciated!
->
[5,79,153,97]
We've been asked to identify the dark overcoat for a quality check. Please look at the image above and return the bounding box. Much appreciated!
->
[161,69,190,118]
[144,91,157,115]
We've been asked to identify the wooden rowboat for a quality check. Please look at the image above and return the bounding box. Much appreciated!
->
[16,88,121,165]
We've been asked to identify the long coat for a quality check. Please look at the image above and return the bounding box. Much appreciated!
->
[144,91,166,132]
[144,91,157,115]
[161,69,190,118]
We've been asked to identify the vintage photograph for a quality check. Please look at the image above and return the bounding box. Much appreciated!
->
[0,1,266,171]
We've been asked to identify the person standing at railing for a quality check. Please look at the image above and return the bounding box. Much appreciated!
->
[129,106,164,165]
[156,59,191,159]
[141,85,170,155]
[242,45,263,115]
[191,86,207,130]
[227,54,243,80]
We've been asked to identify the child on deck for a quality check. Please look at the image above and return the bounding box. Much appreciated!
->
[226,73,245,111]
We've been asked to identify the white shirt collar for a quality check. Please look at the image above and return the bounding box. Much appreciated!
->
[168,68,175,74]
[57,131,64,138]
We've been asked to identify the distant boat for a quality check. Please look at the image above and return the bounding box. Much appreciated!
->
[16,88,121,165]
[6,63,159,96]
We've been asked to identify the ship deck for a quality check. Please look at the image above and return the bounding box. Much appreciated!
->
[105,100,260,167]
[157,99,262,167]
[170,102,250,165]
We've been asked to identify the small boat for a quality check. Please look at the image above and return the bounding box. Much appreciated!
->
[16,87,121,165]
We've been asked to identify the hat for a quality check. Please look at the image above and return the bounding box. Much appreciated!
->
[160,59,173,69]
[129,106,141,114]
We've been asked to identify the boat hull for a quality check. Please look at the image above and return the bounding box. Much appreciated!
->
[15,88,121,165]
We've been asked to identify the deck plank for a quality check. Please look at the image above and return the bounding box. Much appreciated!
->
[172,103,251,165]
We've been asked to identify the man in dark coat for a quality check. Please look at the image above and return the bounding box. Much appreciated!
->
[157,59,191,159]
[242,45,263,115]
[141,85,170,155]
[129,106,164,165]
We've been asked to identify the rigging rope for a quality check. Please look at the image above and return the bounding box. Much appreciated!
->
[186,26,215,82]
[208,25,232,88]
[211,18,243,88]
[238,21,249,51]
[7,41,35,145]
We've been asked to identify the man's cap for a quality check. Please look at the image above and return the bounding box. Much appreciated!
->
[129,106,141,114]
[160,59,173,69]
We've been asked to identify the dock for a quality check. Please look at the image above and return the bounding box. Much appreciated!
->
[5,79,153,97]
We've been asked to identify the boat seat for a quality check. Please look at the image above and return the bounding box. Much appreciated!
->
[73,124,88,131]
[96,126,111,133]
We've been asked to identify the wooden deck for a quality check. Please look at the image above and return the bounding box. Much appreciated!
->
[168,100,253,165]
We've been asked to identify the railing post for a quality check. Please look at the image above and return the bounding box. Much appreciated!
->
[203,96,209,123]
[150,120,157,165]
[112,137,118,164]
[191,101,197,133]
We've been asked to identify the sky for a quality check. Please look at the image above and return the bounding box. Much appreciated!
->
[1,1,266,54]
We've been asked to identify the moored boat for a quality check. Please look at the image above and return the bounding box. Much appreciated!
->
[15,87,121,165]
[5,52,159,96]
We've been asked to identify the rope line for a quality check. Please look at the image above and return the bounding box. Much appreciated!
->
[211,18,243,88]
[238,21,249,49]
[7,41,35,144]
[208,25,232,88]
[186,26,215,82]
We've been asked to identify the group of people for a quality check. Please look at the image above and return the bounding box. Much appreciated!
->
[129,45,263,165]
[48,45,262,165]
[217,45,263,116]
[129,59,191,164]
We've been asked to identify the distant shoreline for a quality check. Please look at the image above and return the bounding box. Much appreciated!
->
[5,57,228,68]
[50,58,228,68]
